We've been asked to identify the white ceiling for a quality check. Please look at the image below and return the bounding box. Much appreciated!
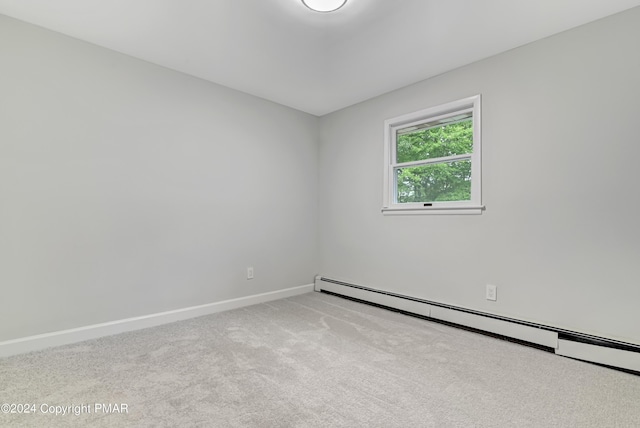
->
[1,0,639,116]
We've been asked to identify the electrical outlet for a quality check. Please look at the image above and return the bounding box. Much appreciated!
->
[486,284,497,301]
[247,267,254,280]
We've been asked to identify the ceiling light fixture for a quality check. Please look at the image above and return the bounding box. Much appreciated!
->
[302,0,347,13]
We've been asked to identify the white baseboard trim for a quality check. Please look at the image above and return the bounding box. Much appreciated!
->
[0,283,314,358]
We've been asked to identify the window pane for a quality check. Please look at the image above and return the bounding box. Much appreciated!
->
[396,160,471,203]
[396,118,472,163]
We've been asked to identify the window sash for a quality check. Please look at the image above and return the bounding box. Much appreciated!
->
[393,157,473,205]
[382,95,482,214]
[392,110,474,165]
[395,110,473,136]
[391,153,471,169]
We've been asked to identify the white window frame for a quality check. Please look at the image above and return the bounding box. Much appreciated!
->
[383,95,484,215]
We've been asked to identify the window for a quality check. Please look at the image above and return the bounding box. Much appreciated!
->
[383,95,483,215]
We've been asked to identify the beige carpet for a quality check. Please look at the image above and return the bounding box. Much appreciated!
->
[1,292,639,427]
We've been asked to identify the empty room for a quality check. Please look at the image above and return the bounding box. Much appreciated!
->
[1,0,640,426]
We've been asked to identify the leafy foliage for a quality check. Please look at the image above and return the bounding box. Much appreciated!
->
[396,120,473,203]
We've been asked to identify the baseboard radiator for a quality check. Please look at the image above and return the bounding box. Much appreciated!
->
[315,276,640,374]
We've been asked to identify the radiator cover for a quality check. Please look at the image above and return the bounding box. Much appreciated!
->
[315,276,640,373]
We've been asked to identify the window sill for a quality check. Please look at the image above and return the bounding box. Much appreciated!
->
[382,205,485,215]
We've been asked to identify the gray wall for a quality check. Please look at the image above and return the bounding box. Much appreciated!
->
[3,8,639,347]
[0,16,318,341]
[318,8,640,345]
